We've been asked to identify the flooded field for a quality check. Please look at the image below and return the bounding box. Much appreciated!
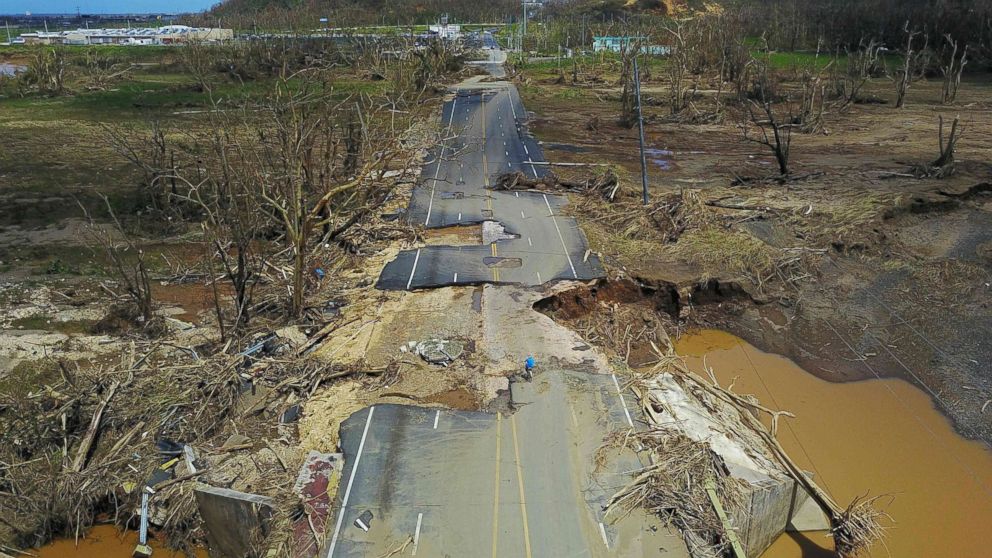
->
[34,524,205,557]
[675,329,992,558]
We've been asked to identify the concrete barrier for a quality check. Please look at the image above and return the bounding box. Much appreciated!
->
[194,484,274,557]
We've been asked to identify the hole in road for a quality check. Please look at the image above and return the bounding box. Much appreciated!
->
[482,221,519,244]
[484,256,522,268]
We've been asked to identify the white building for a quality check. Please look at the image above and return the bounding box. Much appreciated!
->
[20,25,233,46]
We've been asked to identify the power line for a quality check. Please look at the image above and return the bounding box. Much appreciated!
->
[732,338,834,495]
[823,319,992,498]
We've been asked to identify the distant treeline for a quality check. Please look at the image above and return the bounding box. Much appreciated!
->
[187,0,522,29]
[741,0,992,56]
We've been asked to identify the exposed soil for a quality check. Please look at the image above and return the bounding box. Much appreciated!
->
[520,69,992,444]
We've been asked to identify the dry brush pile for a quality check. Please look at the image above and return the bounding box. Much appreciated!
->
[602,351,887,557]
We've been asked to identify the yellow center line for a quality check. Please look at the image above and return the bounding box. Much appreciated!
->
[482,93,499,282]
[491,412,503,558]
[510,414,533,558]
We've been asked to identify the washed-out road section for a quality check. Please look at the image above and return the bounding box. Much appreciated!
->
[323,369,686,557]
[376,49,603,290]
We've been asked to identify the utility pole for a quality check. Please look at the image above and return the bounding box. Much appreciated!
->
[633,56,649,205]
[520,0,526,52]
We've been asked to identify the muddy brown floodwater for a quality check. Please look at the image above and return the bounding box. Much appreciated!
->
[34,524,206,557]
[674,329,992,558]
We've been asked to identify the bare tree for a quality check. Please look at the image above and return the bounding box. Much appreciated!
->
[665,19,694,116]
[103,121,179,214]
[741,99,794,176]
[80,196,154,325]
[894,22,929,109]
[19,47,69,96]
[940,35,968,104]
[834,38,882,109]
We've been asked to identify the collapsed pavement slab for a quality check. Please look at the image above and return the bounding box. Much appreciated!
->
[194,484,274,558]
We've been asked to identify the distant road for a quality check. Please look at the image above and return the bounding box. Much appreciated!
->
[377,43,603,290]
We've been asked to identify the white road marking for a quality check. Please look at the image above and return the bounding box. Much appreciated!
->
[457,212,461,221]
[527,237,532,246]
[599,522,610,548]
[433,410,440,429]
[515,192,519,198]
[424,97,458,226]
[612,374,635,428]
[406,249,422,290]
[528,159,539,178]
[543,194,578,279]
[507,162,512,168]
[536,271,542,283]
[569,405,579,428]
[523,145,529,155]
[413,512,424,555]
[505,151,509,156]
[453,273,458,283]
[326,406,376,558]
[521,210,526,219]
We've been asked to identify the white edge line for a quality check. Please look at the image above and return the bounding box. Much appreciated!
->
[433,410,440,429]
[326,406,376,558]
[424,96,459,226]
[406,249,421,291]
[543,194,578,279]
[612,374,635,428]
[413,512,424,555]
[599,522,610,548]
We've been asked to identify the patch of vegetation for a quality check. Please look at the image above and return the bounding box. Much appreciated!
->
[1,359,62,398]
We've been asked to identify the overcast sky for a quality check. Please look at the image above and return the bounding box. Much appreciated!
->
[2,0,216,14]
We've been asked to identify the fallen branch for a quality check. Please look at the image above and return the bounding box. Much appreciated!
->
[71,381,120,473]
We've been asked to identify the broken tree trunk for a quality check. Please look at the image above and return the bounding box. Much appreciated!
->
[71,380,120,472]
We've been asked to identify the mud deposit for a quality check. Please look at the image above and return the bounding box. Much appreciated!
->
[675,329,992,558]
[34,525,206,557]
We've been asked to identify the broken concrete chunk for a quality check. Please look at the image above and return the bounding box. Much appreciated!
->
[280,404,301,424]
[415,338,464,365]
[194,485,274,558]
[482,220,519,244]
[354,509,374,532]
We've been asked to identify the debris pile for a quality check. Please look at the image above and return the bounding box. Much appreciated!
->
[493,168,621,201]
[606,350,886,557]
[401,338,465,366]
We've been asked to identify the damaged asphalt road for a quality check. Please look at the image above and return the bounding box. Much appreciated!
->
[323,370,687,558]
[376,75,604,290]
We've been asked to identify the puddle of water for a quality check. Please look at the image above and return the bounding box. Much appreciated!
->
[644,147,674,171]
[151,282,225,324]
[34,524,205,557]
[0,63,25,77]
[674,329,992,558]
